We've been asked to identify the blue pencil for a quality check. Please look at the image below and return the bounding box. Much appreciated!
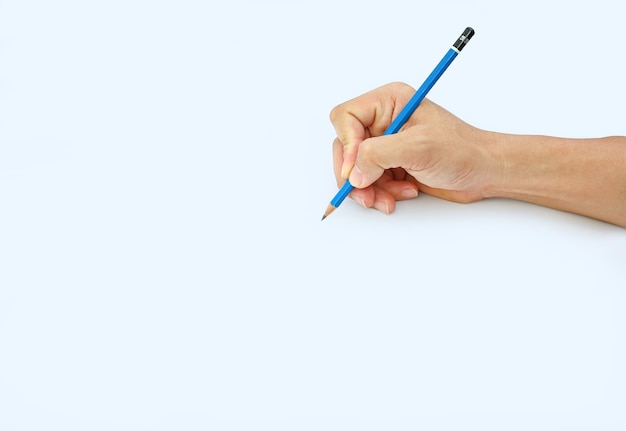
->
[322,27,475,221]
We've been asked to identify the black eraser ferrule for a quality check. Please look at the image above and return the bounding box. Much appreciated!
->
[453,27,475,51]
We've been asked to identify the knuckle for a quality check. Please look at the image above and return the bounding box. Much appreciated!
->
[388,81,412,93]
[359,139,376,162]
[329,104,344,124]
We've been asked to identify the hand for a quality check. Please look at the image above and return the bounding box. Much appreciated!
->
[330,82,499,214]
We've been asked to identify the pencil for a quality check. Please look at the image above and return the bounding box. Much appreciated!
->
[321,27,475,221]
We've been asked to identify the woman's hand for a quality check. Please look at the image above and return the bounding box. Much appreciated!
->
[330,82,499,213]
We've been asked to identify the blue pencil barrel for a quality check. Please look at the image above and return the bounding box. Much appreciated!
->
[329,50,459,209]
[330,179,354,207]
[384,48,458,135]
[325,27,474,213]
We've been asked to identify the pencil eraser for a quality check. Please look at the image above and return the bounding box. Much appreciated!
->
[453,27,475,51]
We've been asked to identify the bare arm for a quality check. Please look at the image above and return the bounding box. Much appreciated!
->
[485,133,626,227]
[330,82,626,228]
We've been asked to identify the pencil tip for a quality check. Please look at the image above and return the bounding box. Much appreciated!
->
[321,204,336,221]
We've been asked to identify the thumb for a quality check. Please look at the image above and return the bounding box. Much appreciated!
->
[348,134,405,188]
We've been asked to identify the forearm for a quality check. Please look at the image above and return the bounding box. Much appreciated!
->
[483,132,626,227]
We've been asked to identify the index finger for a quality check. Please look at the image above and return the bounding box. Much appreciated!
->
[329,82,415,179]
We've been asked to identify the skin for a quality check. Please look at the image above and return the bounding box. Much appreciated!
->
[330,82,626,228]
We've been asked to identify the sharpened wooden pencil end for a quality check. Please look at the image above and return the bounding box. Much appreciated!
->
[321,204,336,221]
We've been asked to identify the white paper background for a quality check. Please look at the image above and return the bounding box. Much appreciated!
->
[1,1,625,430]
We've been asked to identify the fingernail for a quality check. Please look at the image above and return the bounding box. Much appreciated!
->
[353,195,365,207]
[349,166,363,187]
[401,188,418,199]
[341,162,354,180]
[374,200,390,214]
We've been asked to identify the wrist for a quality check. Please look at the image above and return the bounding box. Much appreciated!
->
[465,128,508,200]
[480,131,547,201]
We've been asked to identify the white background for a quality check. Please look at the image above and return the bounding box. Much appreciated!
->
[1,1,625,430]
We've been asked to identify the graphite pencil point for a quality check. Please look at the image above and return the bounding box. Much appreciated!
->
[321,204,336,221]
